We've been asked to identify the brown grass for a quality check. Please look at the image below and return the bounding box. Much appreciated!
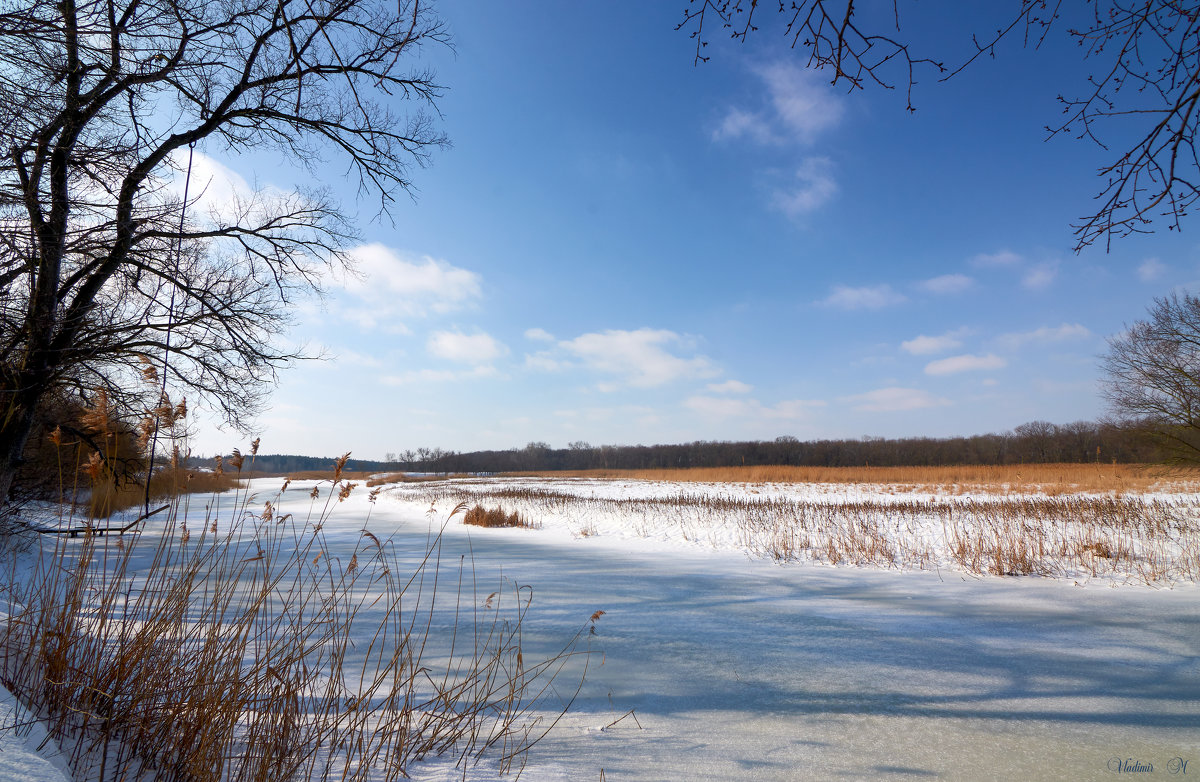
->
[85,468,241,518]
[504,463,1200,494]
[463,504,537,529]
[1,484,594,780]
[392,479,1200,584]
[37,388,241,519]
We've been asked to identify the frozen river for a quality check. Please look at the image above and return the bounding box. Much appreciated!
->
[4,477,1198,781]
[347,481,1200,781]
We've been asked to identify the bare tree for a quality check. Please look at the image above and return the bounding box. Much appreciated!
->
[678,1,1200,251]
[0,0,449,501]
[1102,292,1200,463]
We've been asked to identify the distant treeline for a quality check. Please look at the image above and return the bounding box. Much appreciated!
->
[209,453,396,475]
[212,420,1166,476]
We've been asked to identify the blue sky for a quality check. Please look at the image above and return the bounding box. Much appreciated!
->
[186,3,1200,459]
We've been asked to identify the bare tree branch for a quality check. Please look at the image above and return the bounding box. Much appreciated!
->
[1103,292,1200,463]
[0,0,449,501]
[678,1,1200,251]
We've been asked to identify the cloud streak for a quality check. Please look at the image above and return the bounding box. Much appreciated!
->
[995,323,1091,351]
[707,380,753,394]
[821,284,906,310]
[529,328,720,390]
[918,274,974,295]
[773,157,838,216]
[841,387,951,412]
[924,353,1006,375]
[713,63,844,145]
[901,329,967,356]
[1138,257,1166,282]
[381,366,498,386]
[335,244,482,330]
[970,250,1022,268]
[427,330,508,364]
[684,395,824,419]
[1022,262,1058,290]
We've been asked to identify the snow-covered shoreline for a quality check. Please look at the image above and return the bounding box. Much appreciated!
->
[0,686,69,782]
[376,475,1200,586]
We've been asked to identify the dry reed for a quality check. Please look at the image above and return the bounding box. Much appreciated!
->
[84,467,241,518]
[463,504,537,529]
[0,472,596,780]
[393,478,1200,585]
[505,463,1200,495]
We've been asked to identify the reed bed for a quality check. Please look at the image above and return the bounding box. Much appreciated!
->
[505,463,1200,495]
[83,467,242,519]
[463,504,538,529]
[0,473,596,780]
[392,478,1200,585]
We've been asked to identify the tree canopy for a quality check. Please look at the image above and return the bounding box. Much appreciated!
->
[678,1,1200,251]
[0,0,449,502]
[1103,292,1200,463]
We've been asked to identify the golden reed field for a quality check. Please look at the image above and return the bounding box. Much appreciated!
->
[504,463,1200,495]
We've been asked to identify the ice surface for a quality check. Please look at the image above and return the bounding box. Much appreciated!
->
[2,476,1197,780]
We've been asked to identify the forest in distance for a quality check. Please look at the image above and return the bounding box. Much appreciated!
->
[227,419,1173,476]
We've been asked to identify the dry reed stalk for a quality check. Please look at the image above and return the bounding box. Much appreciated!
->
[396,479,1200,585]
[0,475,597,780]
[462,504,537,529]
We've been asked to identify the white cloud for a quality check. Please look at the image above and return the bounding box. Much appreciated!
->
[924,353,1007,375]
[166,151,319,234]
[841,387,952,412]
[524,352,562,372]
[559,328,719,389]
[1021,262,1058,290]
[1138,257,1166,282]
[758,62,845,142]
[685,396,756,418]
[706,380,753,395]
[712,62,844,220]
[918,274,974,294]
[524,327,555,342]
[995,323,1091,351]
[901,329,967,356]
[380,366,498,386]
[169,151,254,219]
[712,108,775,145]
[821,284,906,310]
[427,330,507,364]
[773,156,838,216]
[713,62,844,145]
[346,244,481,308]
[335,244,482,330]
[970,250,1022,268]
[684,396,824,419]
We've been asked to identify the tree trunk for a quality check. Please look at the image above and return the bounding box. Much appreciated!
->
[0,388,39,505]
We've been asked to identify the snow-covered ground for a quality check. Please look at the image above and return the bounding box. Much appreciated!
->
[0,687,69,782]
[2,476,1198,780]
[385,475,1200,584]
